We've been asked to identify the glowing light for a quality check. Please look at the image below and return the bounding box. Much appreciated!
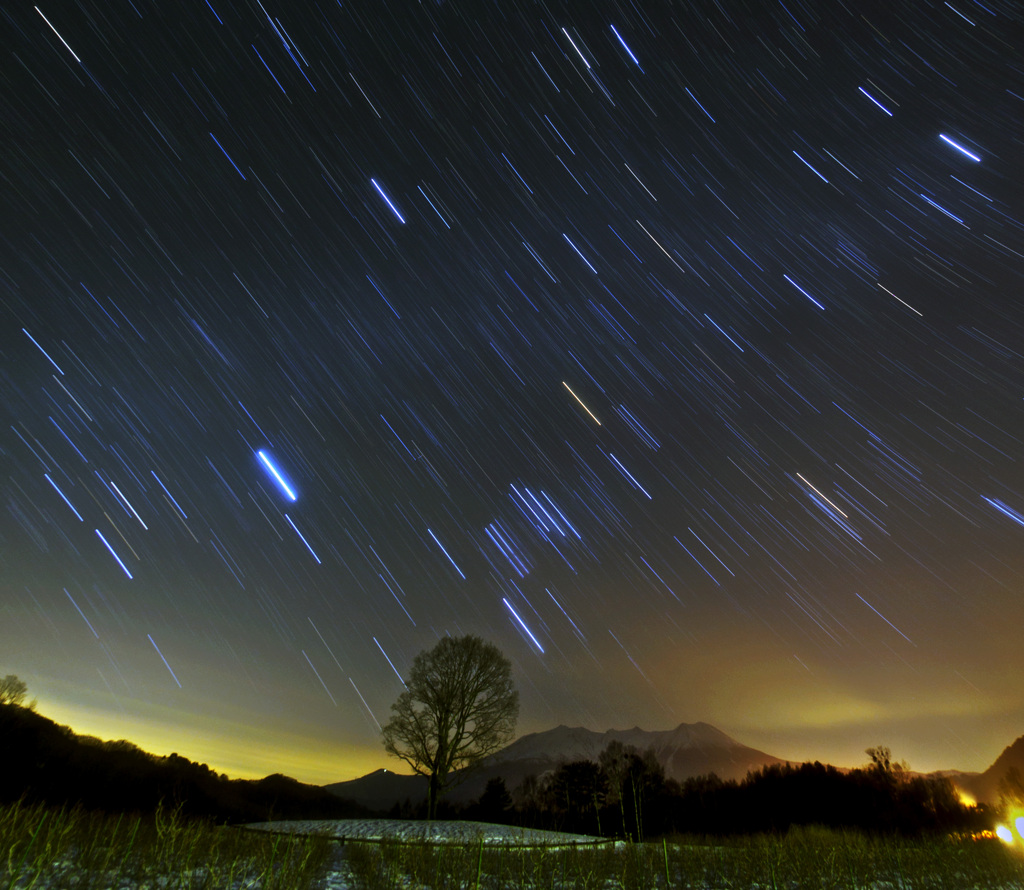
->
[996,824,1014,844]
[939,133,981,162]
[257,450,297,501]
[1016,816,1024,837]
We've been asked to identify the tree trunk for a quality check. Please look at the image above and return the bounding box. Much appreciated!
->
[428,770,442,820]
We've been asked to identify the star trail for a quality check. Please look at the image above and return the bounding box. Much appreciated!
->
[3,1,1024,784]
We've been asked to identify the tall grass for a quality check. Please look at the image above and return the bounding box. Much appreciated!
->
[7,802,1023,889]
[0,798,333,890]
[345,824,1024,890]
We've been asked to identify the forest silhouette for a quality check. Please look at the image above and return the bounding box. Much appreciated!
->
[0,699,368,823]
[0,695,994,836]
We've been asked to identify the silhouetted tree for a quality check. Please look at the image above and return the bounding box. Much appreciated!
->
[476,777,514,823]
[599,741,665,840]
[599,740,632,812]
[0,674,29,707]
[865,745,908,784]
[381,635,518,818]
[545,760,608,834]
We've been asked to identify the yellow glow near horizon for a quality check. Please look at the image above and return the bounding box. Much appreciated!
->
[40,698,390,785]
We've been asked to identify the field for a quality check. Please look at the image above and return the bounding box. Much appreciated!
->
[0,799,333,890]
[342,827,1024,889]
[3,801,1024,889]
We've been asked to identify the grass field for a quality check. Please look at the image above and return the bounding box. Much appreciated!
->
[3,799,1024,889]
[0,798,333,890]
[344,825,1024,889]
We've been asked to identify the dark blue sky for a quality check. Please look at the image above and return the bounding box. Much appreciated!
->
[3,0,1023,782]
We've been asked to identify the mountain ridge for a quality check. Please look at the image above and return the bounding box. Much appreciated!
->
[324,719,786,811]
[954,735,1024,805]
[326,720,1024,813]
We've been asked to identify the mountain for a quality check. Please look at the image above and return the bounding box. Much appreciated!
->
[326,768,429,812]
[491,721,785,783]
[324,721,785,812]
[953,735,1024,805]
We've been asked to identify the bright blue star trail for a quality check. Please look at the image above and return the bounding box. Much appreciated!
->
[258,450,297,501]
[371,179,406,224]
[95,529,133,579]
[939,134,982,162]
[3,0,1024,786]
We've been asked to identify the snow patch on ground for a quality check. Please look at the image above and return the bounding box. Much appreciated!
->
[243,821,610,890]
[244,818,606,846]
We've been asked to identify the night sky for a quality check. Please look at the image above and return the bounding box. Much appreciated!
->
[3,0,1024,786]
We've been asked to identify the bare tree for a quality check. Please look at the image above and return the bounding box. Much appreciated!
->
[865,745,909,792]
[599,741,664,841]
[0,674,29,707]
[382,635,518,818]
[865,745,908,778]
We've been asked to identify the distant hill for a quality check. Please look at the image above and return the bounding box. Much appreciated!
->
[0,702,370,822]
[954,735,1024,805]
[326,768,429,812]
[325,720,786,812]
